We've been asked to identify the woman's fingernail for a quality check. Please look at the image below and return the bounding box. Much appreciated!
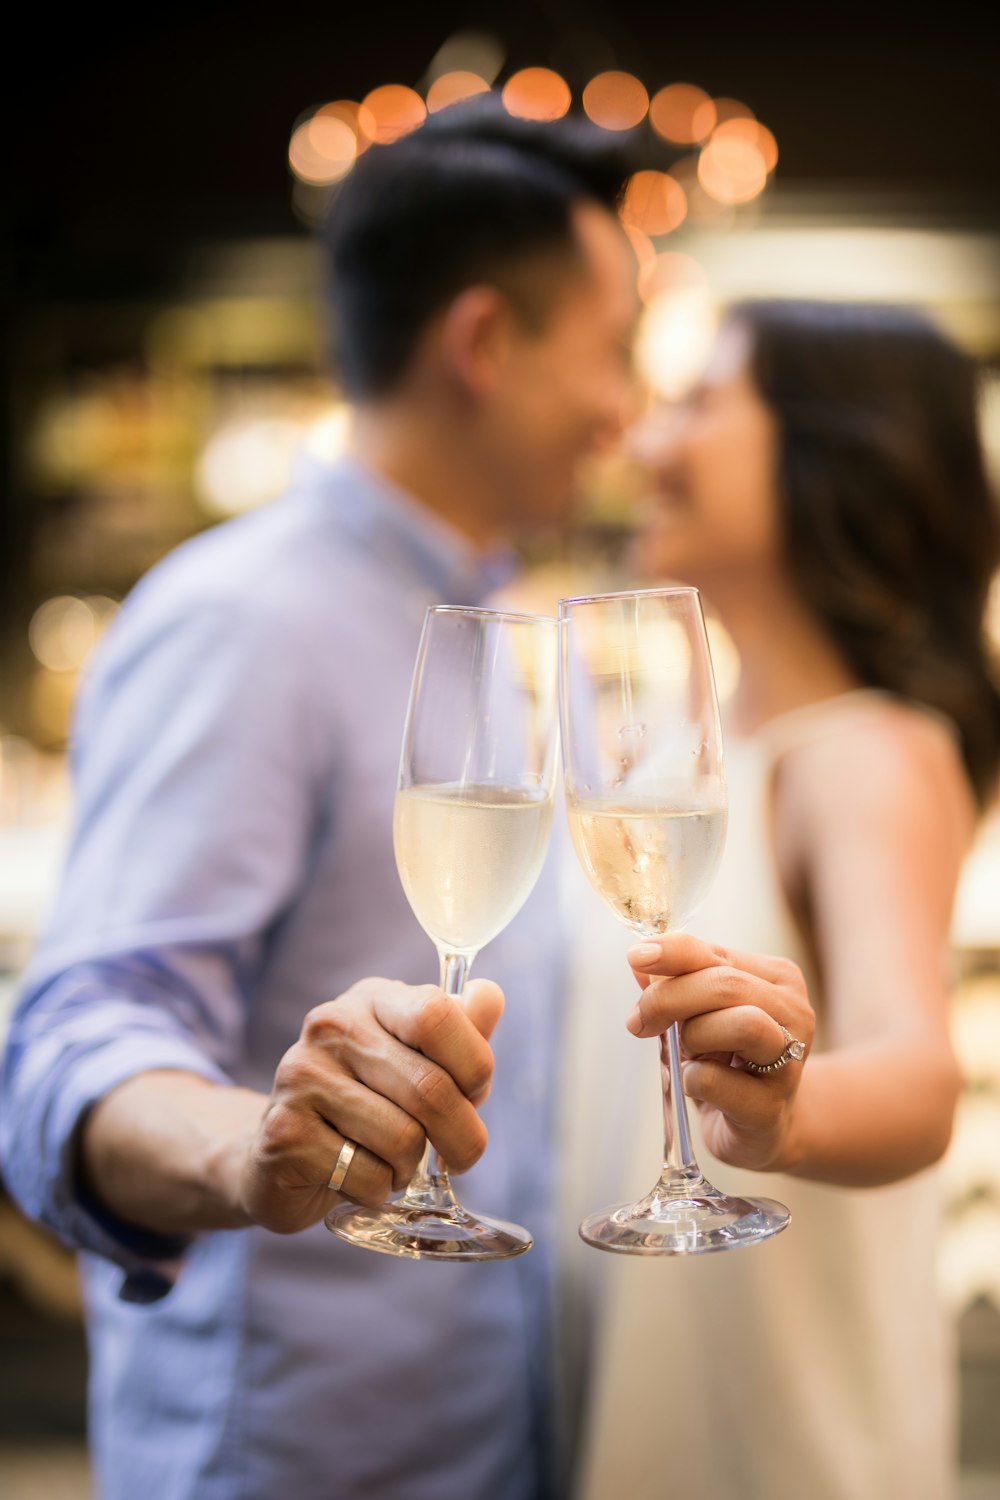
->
[625,1005,643,1035]
[628,942,661,965]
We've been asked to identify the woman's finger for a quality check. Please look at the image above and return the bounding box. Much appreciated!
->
[681,1004,807,1069]
[682,1058,788,1124]
[627,965,805,1037]
[629,933,802,987]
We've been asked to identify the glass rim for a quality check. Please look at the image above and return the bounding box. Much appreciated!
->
[426,604,556,626]
[557,585,701,611]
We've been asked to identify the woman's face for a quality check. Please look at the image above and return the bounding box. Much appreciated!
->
[628,321,783,586]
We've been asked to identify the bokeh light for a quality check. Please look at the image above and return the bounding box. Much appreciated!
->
[28,596,118,674]
[638,250,708,306]
[195,418,304,517]
[316,99,377,151]
[501,68,571,121]
[649,83,715,144]
[304,405,353,463]
[582,71,649,131]
[621,223,656,276]
[712,116,778,174]
[427,30,505,86]
[691,94,753,141]
[635,286,717,399]
[361,84,427,143]
[698,134,769,204]
[621,171,687,237]
[288,116,358,185]
[426,71,491,112]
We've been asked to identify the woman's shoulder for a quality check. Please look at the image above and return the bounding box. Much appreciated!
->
[770,690,976,868]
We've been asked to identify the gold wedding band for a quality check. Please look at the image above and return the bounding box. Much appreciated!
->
[327,1137,358,1192]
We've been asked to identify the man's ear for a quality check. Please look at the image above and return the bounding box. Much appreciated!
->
[437,285,512,397]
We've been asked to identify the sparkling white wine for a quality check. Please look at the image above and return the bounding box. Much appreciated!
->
[394,783,554,955]
[567,798,727,934]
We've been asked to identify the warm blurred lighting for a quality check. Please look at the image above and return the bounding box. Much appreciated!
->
[635,287,717,399]
[582,71,649,131]
[427,30,505,86]
[691,94,753,141]
[698,135,768,205]
[426,71,491,112]
[713,116,779,174]
[304,405,353,463]
[638,250,708,306]
[288,116,357,185]
[316,99,377,151]
[361,84,427,143]
[195,418,304,517]
[29,596,117,674]
[649,83,714,144]
[621,223,656,277]
[705,616,741,704]
[668,154,738,225]
[501,68,571,121]
[621,171,687,237]
[710,97,755,126]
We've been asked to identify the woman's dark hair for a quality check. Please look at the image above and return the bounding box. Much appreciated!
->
[322,97,634,399]
[733,298,1000,805]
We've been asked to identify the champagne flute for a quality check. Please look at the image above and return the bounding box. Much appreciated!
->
[327,605,558,1260]
[559,587,790,1254]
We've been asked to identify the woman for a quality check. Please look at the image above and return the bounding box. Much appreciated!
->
[560,300,1000,1500]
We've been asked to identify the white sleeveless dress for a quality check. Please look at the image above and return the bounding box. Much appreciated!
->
[556,693,957,1500]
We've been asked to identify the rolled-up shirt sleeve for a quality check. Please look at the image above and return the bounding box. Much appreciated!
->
[0,570,330,1298]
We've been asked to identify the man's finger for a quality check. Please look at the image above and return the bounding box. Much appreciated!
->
[463,978,505,1043]
[370,983,495,1103]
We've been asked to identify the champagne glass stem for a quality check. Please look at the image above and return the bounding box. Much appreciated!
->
[396,952,470,1211]
[659,1021,702,1188]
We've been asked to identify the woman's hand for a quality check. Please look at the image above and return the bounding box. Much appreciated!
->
[627,934,816,1173]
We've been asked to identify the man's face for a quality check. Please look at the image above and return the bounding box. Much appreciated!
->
[481,202,640,533]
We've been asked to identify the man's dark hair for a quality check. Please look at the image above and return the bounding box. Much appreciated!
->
[322,98,635,398]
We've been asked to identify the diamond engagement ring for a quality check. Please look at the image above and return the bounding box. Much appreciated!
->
[743,1024,807,1076]
[327,1138,358,1192]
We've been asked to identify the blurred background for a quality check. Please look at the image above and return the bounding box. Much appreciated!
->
[2,4,999,1495]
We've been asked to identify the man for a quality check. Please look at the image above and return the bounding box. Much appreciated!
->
[0,102,639,1499]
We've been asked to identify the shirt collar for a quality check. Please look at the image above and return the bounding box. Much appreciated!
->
[290,450,518,607]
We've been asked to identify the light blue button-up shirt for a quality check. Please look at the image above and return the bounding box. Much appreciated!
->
[0,455,566,1500]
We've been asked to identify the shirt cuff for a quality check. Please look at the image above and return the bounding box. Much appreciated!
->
[23,1031,230,1300]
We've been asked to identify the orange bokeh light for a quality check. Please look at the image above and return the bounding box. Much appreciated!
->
[582,71,649,131]
[621,223,656,274]
[289,117,358,185]
[501,67,572,121]
[649,83,714,144]
[697,135,768,204]
[361,84,427,143]
[316,99,378,152]
[638,250,708,305]
[427,70,491,113]
[621,170,687,237]
[691,94,754,141]
[712,116,778,173]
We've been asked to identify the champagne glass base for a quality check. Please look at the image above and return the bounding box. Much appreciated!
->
[580,1177,790,1256]
[325,1201,534,1262]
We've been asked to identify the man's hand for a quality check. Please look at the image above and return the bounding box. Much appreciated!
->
[79,977,504,1240]
[240,976,505,1233]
